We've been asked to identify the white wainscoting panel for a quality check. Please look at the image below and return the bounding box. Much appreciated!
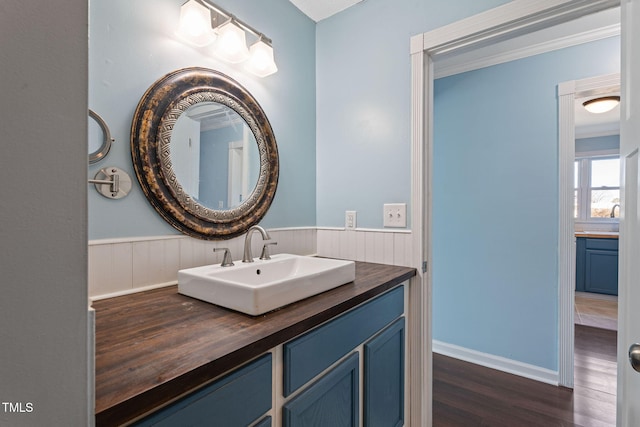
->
[89,227,317,300]
[132,238,181,290]
[316,228,413,266]
[88,242,133,297]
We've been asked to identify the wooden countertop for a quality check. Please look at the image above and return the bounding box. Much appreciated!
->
[93,261,416,426]
[575,231,619,239]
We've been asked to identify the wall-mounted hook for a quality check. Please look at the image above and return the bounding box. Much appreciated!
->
[88,166,132,199]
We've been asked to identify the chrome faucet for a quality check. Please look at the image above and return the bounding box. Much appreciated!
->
[213,247,234,267]
[610,204,620,218]
[243,225,271,263]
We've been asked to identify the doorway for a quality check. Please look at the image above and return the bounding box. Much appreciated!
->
[558,73,621,390]
[410,3,623,422]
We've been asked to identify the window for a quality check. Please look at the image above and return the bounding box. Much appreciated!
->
[574,155,620,222]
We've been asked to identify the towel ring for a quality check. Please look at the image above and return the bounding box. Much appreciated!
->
[89,109,114,164]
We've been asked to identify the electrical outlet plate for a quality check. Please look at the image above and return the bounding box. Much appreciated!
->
[383,203,406,228]
[345,211,357,229]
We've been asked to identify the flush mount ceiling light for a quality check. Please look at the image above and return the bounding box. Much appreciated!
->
[582,96,620,114]
[176,0,278,77]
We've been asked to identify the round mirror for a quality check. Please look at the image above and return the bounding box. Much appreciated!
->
[131,68,278,240]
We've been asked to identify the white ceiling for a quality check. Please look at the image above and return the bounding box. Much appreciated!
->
[289,0,364,22]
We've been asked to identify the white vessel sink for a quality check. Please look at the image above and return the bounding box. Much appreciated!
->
[178,254,356,316]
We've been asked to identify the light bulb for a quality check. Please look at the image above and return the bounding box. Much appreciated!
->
[176,0,215,47]
[245,39,278,77]
[213,20,250,63]
[583,96,620,114]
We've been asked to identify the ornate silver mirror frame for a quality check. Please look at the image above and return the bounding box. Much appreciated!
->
[131,67,279,240]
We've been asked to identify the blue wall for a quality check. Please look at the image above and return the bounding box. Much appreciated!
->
[316,0,512,228]
[89,0,515,238]
[88,0,316,239]
[433,37,620,370]
[87,0,622,372]
[199,127,237,209]
[576,134,620,153]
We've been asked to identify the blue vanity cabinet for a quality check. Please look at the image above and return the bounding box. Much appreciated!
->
[132,354,272,427]
[575,237,619,296]
[282,285,406,427]
[283,353,360,427]
[133,285,406,427]
[283,285,404,396]
[364,317,405,427]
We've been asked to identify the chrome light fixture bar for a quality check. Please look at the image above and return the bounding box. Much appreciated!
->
[176,0,278,77]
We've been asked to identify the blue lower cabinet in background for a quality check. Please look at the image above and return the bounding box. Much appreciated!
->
[585,248,619,295]
[576,237,586,292]
[283,353,359,427]
[364,318,405,427]
[133,354,272,427]
[576,237,619,295]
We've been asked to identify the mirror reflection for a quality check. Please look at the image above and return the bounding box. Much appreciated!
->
[170,102,260,210]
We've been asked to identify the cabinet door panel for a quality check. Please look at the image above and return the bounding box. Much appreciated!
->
[283,353,359,427]
[585,249,619,295]
[585,238,618,251]
[364,318,405,427]
[133,354,272,427]
[284,286,403,396]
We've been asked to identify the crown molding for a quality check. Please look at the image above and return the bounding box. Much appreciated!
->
[435,23,620,79]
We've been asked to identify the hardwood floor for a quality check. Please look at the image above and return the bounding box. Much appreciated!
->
[433,325,617,426]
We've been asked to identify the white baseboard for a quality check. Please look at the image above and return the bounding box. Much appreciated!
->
[433,340,559,386]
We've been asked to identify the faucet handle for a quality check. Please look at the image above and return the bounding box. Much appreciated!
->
[213,247,234,267]
[260,241,278,260]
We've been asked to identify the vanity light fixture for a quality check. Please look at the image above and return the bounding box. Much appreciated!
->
[212,18,250,63]
[582,96,620,114]
[177,0,278,77]
[245,36,278,77]
[175,0,216,47]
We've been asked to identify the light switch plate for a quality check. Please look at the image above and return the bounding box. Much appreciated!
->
[383,203,406,228]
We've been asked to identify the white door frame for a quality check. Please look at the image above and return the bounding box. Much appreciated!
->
[558,73,620,388]
[410,3,620,420]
